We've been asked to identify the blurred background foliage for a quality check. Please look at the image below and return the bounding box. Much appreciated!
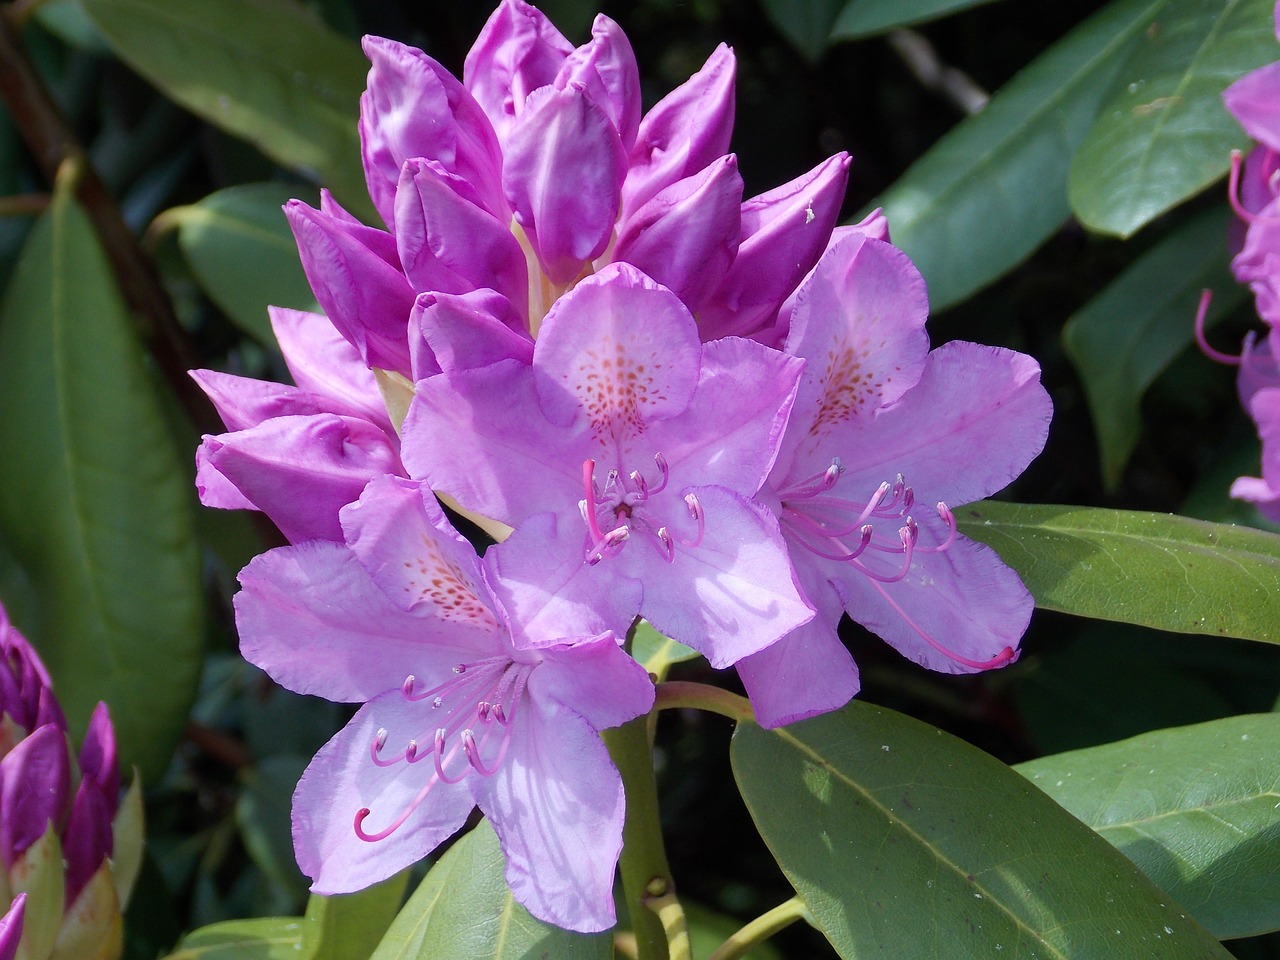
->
[0,0,1278,957]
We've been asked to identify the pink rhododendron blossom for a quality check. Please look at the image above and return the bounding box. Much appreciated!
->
[0,605,139,960]
[286,0,850,377]
[1223,3,1280,327]
[744,233,1052,728]
[235,475,654,932]
[401,262,814,667]
[192,307,404,543]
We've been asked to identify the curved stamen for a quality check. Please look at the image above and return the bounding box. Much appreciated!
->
[631,469,649,500]
[1193,289,1242,366]
[868,577,1019,671]
[433,728,471,784]
[784,521,873,562]
[649,453,670,495]
[656,526,675,562]
[675,493,705,548]
[369,728,401,767]
[582,460,607,542]
[585,524,629,564]
[1228,149,1280,226]
[916,503,958,554]
[854,523,917,583]
[462,726,513,777]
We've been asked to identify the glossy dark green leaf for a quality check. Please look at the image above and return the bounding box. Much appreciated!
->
[957,501,1280,641]
[832,0,1005,39]
[1062,207,1246,489]
[1070,0,1278,237]
[761,0,845,61]
[370,820,611,960]
[164,917,309,960]
[732,703,1230,959]
[308,872,411,960]
[876,0,1162,309]
[0,185,202,778]
[79,0,371,215]
[1017,714,1280,939]
[171,183,319,343]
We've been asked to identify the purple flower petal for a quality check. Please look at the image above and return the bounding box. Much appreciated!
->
[1232,385,1280,522]
[735,585,858,729]
[62,777,113,905]
[270,306,392,431]
[823,342,1052,510]
[555,14,642,148]
[236,540,491,703]
[361,36,505,225]
[0,724,69,868]
[412,290,533,378]
[485,513,643,649]
[627,485,813,668]
[77,702,118,803]
[533,262,702,433]
[293,692,476,894]
[503,84,626,284]
[394,159,529,315]
[698,153,851,341]
[531,638,655,730]
[464,0,573,144]
[623,43,736,219]
[0,894,25,960]
[1224,61,1280,153]
[199,414,402,543]
[472,699,624,932]
[614,155,743,311]
[190,370,324,433]
[285,200,415,374]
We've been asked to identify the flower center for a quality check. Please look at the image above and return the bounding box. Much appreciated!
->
[353,656,535,843]
[778,458,1014,671]
[578,455,704,565]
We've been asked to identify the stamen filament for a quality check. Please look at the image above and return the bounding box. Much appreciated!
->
[868,578,1018,671]
[1194,289,1242,366]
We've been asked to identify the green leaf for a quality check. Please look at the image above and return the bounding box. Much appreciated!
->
[1017,714,1280,939]
[1069,0,1278,237]
[171,183,319,342]
[761,0,844,61]
[79,0,371,216]
[683,901,783,960]
[876,0,1163,309]
[832,0,1005,39]
[165,917,309,960]
[0,184,202,779]
[370,820,611,960]
[236,755,311,902]
[631,619,698,682]
[957,501,1280,641]
[732,702,1231,959]
[1062,207,1246,489]
[308,872,411,960]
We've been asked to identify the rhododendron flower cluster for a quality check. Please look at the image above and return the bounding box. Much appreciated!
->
[1210,0,1280,520]
[0,606,141,960]
[194,0,1051,934]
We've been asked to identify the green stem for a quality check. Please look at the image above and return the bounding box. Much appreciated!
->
[602,715,680,960]
[655,681,754,723]
[706,897,807,960]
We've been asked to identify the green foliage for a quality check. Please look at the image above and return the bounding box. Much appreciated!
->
[170,183,319,343]
[832,0,1006,39]
[1018,714,1280,939]
[732,702,1230,959]
[369,821,611,960]
[79,0,371,216]
[166,918,310,960]
[875,0,1161,308]
[0,183,202,779]
[1062,207,1246,488]
[958,502,1280,642]
[1069,0,1277,237]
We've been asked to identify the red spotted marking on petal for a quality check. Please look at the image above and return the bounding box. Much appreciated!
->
[570,336,668,441]
[809,336,896,435]
[401,536,499,628]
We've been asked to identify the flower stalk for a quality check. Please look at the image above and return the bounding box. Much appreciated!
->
[602,715,680,960]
